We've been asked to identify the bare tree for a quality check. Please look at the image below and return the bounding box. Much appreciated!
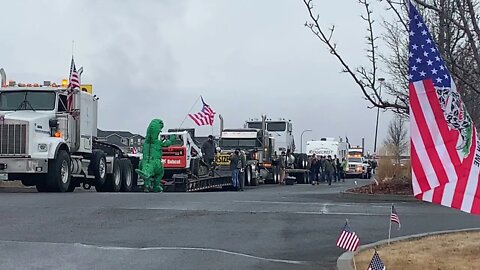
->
[302,0,480,122]
[384,115,408,163]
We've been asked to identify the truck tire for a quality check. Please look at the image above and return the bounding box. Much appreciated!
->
[245,166,252,186]
[250,175,259,186]
[97,158,122,192]
[36,179,51,192]
[46,150,72,192]
[89,150,107,187]
[120,158,133,192]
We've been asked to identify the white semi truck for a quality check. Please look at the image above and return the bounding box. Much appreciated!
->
[0,69,141,192]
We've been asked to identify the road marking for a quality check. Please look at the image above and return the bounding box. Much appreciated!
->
[295,211,385,216]
[75,243,309,265]
[234,200,392,207]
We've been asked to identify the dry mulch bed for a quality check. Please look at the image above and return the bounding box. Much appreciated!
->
[347,178,413,195]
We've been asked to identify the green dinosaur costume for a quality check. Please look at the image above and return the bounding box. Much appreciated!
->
[135,119,175,192]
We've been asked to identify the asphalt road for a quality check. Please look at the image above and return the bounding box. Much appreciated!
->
[1,179,480,270]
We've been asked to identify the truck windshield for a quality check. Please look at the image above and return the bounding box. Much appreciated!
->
[247,122,262,129]
[220,139,258,148]
[0,91,56,111]
[267,122,286,132]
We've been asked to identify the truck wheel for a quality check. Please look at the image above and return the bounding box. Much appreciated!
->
[46,150,72,192]
[36,179,51,192]
[97,158,121,192]
[251,175,259,186]
[245,166,252,186]
[120,158,133,192]
[21,178,36,187]
[89,150,107,187]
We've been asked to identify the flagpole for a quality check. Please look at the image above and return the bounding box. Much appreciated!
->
[178,95,201,129]
[352,254,357,270]
[388,204,393,245]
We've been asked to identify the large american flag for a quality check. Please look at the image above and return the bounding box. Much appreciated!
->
[368,251,386,270]
[188,97,216,126]
[390,204,401,229]
[336,222,360,252]
[409,2,480,214]
[67,58,80,112]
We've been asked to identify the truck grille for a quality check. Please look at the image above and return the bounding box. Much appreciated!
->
[0,123,28,156]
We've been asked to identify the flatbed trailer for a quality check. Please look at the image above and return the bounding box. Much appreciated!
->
[163,173,232,192]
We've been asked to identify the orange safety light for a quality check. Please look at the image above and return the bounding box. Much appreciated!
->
[18,83,25,87]
[51,83,58,87]
[33,83,39,87]
[61,79,68,87]
[54,131,62,138]
[26,83,32,87]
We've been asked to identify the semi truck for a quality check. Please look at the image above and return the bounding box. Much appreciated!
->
[217,120,278,185]
[245,116,309,171]
[216,115,309,185]
[0,70,142,192]
[346,147,371,179]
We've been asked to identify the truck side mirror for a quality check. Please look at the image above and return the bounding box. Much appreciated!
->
[49,119,59,128]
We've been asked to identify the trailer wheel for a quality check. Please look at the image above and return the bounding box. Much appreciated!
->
[97,158,122,192]
[89,150,107,187]
[120,158,133,192]
[45,150,72,192]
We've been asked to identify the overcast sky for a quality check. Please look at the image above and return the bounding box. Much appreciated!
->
[1,0,397,154]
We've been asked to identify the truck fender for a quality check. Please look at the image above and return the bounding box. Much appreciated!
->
[49,142,70,159]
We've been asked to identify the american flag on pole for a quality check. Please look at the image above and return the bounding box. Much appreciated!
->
[409,2,480,214]
[368,251,386,270]
[336,221,360,252]
[390,204,401,229]
[67,58,80,112]
[188,97,216,126]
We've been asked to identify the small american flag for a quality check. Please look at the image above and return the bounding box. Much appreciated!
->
[188,97,216,126]
[67,58,80,112]
[390,204,401,229]
[336,222,360,252]
[368,251,386,270]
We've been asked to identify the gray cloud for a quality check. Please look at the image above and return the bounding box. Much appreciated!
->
[0,0,395,153]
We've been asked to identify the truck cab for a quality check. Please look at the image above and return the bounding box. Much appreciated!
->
[0,76,138,193]
[217,128,277,185]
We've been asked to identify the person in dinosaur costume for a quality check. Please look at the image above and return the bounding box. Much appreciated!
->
[135,119,175,192]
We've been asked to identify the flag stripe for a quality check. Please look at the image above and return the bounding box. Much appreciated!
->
[410,82,450,187]
[451,137,477,209]
[410,140,433,194]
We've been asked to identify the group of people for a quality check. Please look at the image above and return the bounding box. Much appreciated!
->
[309,154,347,185]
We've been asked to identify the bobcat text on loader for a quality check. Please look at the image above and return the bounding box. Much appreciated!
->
[0,70,141,192]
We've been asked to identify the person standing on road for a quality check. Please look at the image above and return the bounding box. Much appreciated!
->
[319,156,325,182]
[238,149,247,191]
[309,154,319,185]
[279,151,286,184]
[201,135,216,175]
[324,155,334,186]
[341,158,347,182]
[335,158,342,182]
[230,150,241,191]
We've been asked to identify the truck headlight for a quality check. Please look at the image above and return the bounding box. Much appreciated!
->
[38,143,48,152]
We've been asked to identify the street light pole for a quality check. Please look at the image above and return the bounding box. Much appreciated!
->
[374,78,385,154]
[300,129,312,154]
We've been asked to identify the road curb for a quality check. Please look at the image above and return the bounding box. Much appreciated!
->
[336,227,480,270]
[338,191,418,202]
